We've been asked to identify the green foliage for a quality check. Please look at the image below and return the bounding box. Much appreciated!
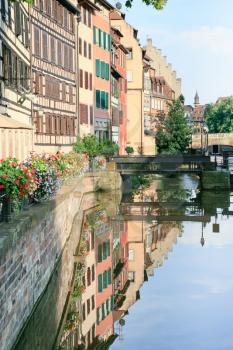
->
[101,140,119,157]
[125,146,134,155]
[155,99,192,154]
[73,135,102,158]
[125,0,167,10]
[73,135,119,158]
[204,97,233,133]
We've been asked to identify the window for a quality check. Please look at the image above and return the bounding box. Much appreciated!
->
[127,71,133,82]
[87,299,90,314]
[98,29,102,47]
[82,303,86,321]
[103,32,107,50]
[108,34,111,51]
[91,264,95,282]
[108,268,112,284]
[34,27,40,57]
[98,244,102,262]
[42,32,48,60]
[96,90,101,109]
[90,106,93,125]
[57,41,62,66]
[91,295,95,310]
[127,48,133,59]
[87,267,91,286]
[88,44,92,59]
[91,230,94,250]
[101,303,105,320]
[97,308,100,324]
[85,71,88,89]
[83,7,87,25]
[84,41,87,57]
[103,271,108,289]
[88,10,91,27]
[106,299,109,315]
[80,103,88,124]
[51,37,56,64]
[128,271,135,282]
[79,69,83,88]
[89,73,92,91]
[98,274,103,293]
[93,26,97,44]
[79,38,82,55]
[101,61,105,79]
[101,91,105,109]
[128,249,134,261]
[69,85,73,104]
[96,59,100,77]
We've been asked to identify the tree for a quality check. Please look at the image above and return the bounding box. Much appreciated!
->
[125,0,167,10]
[73,135,102,158]
[155,99,192,154]
[204,97,233,133]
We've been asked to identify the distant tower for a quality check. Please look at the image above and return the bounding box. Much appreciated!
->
[194,91,200,107]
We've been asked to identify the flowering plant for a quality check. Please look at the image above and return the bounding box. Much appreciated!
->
[0,158,37,198]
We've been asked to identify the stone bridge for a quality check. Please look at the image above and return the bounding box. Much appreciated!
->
[192,133,233,149]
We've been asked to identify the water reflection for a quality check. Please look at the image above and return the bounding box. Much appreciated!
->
[13,174,233,350]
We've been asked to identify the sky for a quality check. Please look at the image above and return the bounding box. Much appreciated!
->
[110,0,233,105]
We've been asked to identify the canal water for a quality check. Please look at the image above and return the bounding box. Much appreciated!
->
[14,174,233,350]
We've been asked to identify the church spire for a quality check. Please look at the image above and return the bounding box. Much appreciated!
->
[194,91,200,107]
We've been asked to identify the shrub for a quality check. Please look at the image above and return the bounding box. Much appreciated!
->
[125,146,134,155]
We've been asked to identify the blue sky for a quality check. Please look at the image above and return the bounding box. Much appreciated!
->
[110,0,233,105]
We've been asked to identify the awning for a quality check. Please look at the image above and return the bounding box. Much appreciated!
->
[0,115,33,130]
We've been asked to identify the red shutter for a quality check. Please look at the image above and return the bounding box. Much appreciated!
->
[80,69,83,88]
[89,73,92,91]
[85,71,88,90]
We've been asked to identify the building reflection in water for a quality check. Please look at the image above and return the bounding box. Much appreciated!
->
[58,185,182,349]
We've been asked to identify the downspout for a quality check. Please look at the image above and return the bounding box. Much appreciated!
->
[75,8,81,137]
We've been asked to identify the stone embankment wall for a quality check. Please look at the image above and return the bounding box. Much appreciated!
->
[0,171,122,350]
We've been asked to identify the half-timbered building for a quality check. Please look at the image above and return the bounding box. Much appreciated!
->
[31,0,79,153]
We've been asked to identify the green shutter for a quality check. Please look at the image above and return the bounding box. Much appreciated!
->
[99,29,102,47]
[108,268,112,285]
[98,244,102,262]
[103,32,107,49]
[106,64,109,80]
[108,34,111,51]
[101,61,105,79]
[101,91,105,109]
[106,299,109,315]
[97,307,100,324]
[101,303,105,320]
[110,295,114,310]
[98,274,103,293]
[105,92,109,110]
[103,271,108,288]
[103,241,107,260]
[96,59,100,77]
[94,26,97,44]
[107,239,110,256]
[96,90,100,108]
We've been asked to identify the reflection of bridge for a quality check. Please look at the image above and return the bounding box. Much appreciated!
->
[113,214,211,223]
[112,155,214,175]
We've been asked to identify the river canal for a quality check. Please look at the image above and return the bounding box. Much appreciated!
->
[14,174,233,350]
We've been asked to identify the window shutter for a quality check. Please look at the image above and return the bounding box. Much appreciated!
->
[15,2,21,36]
[97,244,102,262]
[103,271,107,288]
[108,268,112,284]
[88,44,91,59]
[106,92,109,110]
[79,69,83,88]
[90,106,93,125]
[98,29,102,47]
[69,85,73,104]
[101,91,105,109]
[79,38,82,55]
[88,10,91,28]
[42,32,48,60]
[93,26,97,44]
[35,72,40,94]
[106,64,109,80]
[69,46,73,71]
[34,27,40,56]
[101,303,105,320]
[103,242,107,260]
[84,41,87,57]
[101,61,105,79]
[98,274,103,293]
[45,113,50,134]
[96,90,100,108]
[108,34,111,51]
[96,59,100,77]
[89,73,92,91]
[25,17,29,48]
[103,32,107,50]
[85,71,89,89]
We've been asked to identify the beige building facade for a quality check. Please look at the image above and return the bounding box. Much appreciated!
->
[0,1,33,160]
